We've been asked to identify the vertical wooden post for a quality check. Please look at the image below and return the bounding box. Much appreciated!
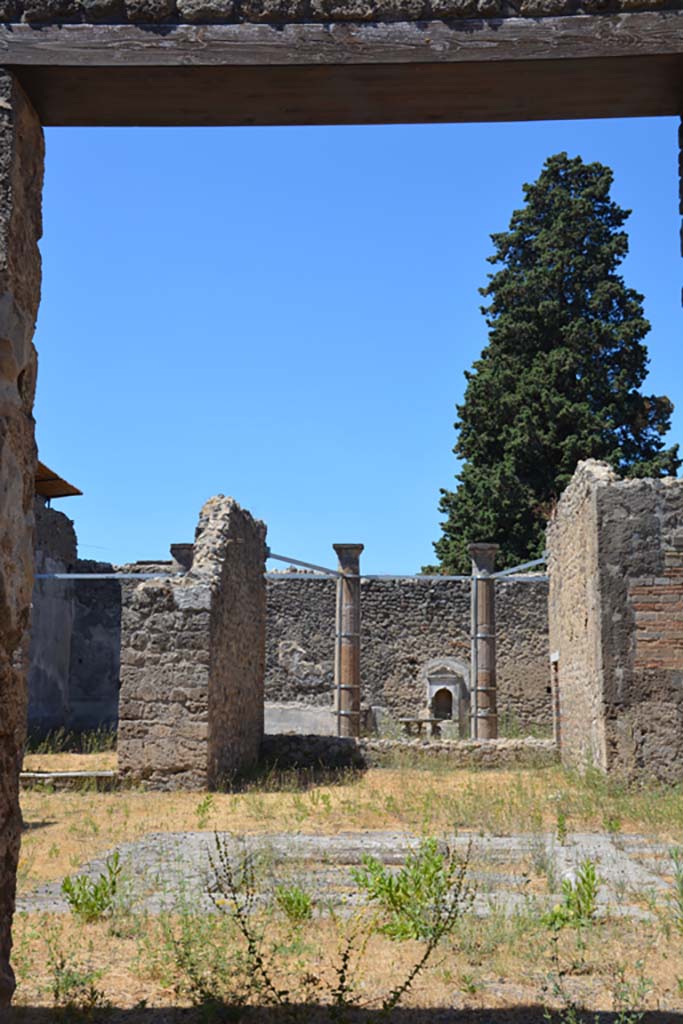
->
[333,543,363,739]
[469,543,499,740]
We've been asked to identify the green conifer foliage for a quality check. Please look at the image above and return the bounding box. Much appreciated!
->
[432,153,679,573]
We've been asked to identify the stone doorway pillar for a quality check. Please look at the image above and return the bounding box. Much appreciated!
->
[0,70,44,1007]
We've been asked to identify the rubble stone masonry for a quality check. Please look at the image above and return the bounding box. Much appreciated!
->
[548,460,683,781]
[266,575,551,728]
[0,71,43,1007]
[0,0,676,25]
[118,496,267,790]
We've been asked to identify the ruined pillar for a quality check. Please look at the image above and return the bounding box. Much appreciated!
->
[0,71,44,1006]
[119,497,267,790]
[333,543,363,739]
[470,543,499,740]
[548,460,683,781]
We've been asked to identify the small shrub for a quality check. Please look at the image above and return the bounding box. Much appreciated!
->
[544,858,600,930]
[61,851,122,923]
[274,884,314,924]
[351,836,471,941]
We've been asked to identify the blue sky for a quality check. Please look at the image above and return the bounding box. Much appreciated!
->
[35,116,681,574]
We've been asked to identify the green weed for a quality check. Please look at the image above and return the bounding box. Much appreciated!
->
[544,859,600,930]
[195,794,215,829]
[47,932,110,1018]
[351,836,472,941]
[274,884,314,924]
[61,851,122,923]
[26,726,117,754]
[668,847,683,932]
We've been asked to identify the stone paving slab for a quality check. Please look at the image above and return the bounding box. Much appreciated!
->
[16,830,676,919]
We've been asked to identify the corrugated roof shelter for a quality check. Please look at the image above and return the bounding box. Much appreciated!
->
[35,461,82,500]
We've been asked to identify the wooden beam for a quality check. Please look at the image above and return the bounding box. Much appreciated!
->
[1,13,682,68]
[1,13,681,126]
[13,53,682,126]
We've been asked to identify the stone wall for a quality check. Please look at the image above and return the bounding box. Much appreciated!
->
[27,503,121,736]
[0,71,43,1008]
[266,575,551,729]
[0,0,674,25]
[547,461,607,768]
[28,499,77,732]
[118,496,266,790]
[261,732,558,771]
[548,460,683,781]
[68,561,121,731]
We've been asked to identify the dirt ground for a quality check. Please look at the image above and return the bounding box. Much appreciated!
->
[11,758,683,1021]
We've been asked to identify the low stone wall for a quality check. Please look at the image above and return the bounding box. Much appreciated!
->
[260,733,557,772]
[266,575,551,728]
[118,496,266,790]
[548,461,683,782]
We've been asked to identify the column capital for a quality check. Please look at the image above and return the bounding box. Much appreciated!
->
[333,543,364,573]
[469,542,499,576]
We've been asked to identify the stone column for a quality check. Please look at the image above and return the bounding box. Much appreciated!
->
[333,544,363,738]
[470,543,499,740]
[0,71,44,1006]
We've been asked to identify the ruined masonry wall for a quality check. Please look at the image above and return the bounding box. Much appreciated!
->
[547,461,608,769]
[0,0,675,25]
[548,460,683,782]
[204,497,267,784]
[597,474,683,782]
[118,496,266,790]
[266,575,551,727]
[0,71,43,1008]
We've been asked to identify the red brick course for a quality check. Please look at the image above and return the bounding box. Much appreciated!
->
[630,573,683,671]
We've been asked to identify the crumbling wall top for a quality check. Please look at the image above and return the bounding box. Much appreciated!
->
[0,0,678,25]
[191,494,266,585]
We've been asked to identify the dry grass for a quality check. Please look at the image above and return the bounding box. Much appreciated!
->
[13,756,683,1020]
[17,760,683,890]
[23,751,117,773]
[10,901,683,1017]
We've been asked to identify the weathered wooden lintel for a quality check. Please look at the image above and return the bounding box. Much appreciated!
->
[1,13,682,67]
[0,13,680,126]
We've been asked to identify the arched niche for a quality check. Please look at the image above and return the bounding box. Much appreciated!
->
[418,657,470,738]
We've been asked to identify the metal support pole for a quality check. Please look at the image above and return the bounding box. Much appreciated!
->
[333,543,364,739]
[469,543,499,740]
[470,573,479,740]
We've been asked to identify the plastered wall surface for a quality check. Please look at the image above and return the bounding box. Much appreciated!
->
[28,502,121,734]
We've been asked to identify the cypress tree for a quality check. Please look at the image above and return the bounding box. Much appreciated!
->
[432,152,679,573]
